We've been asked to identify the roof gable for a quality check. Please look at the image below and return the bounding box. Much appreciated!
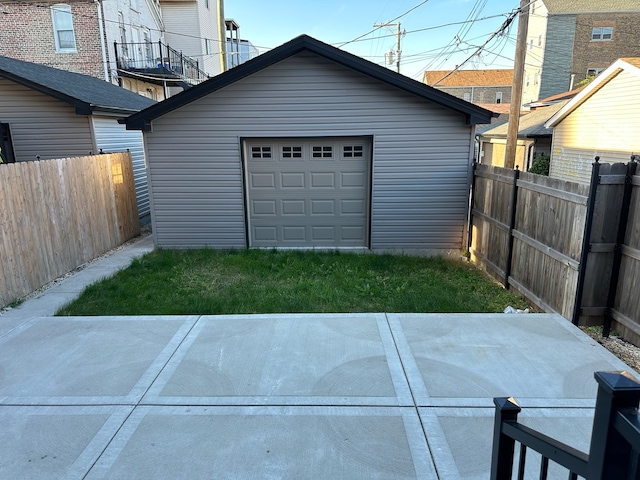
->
[542,0,640,13]
[124,35,495,131]
[546,58,640,128]
[481,100,568,138]
[423,69,513,87]
[0,56,155,115]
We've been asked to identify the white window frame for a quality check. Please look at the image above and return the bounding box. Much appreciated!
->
[51,4,76,52]
[463,92,471,102]
[591,27,613,41]
[586,68,604,78]
[496,92,503,104]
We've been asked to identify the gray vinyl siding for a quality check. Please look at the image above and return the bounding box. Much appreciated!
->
[549,69,640,184]
[144,52,473,251]
[0,78,93,161]
[162,3,201,64]
[92,117,150,218]
[539,15,576,99]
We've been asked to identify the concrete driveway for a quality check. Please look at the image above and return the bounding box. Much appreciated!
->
[0,312,633,479]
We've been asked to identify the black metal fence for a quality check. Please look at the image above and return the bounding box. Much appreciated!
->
[113,41,208,83]
[491,371,640,479]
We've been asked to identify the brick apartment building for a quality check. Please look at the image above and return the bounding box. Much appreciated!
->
[0,0,229,99]
[523,0,640,103]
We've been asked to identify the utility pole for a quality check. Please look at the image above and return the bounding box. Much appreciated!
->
[374,22,404,73]
[505,0,530,169]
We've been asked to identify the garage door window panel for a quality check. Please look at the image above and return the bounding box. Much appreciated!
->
[312,146,333,158]
[281,146,302,159]
[251,146,272,159]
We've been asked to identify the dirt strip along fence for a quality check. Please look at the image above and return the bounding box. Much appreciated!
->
[0,152,140,308]
[470,158,640,345]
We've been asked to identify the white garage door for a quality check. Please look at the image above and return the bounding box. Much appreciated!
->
[244,137,371,248]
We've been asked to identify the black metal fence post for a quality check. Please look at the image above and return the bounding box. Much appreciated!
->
[603,157,638,337]
[571,157,601,325]
[503,166,520,289]
[587,371,640,479]
[490,397,521,480]
[467,161,478,259]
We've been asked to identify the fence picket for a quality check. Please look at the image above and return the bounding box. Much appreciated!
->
[0,153,140,308]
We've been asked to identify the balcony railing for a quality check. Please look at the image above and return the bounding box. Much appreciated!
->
[114,41,208,86]
[491,371,640,479]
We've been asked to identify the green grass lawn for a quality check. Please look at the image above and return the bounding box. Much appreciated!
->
[55,249,530,316]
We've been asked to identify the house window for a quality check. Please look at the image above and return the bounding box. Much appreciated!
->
[535,73,540,85]
[0,123,16,164]
[205,0,209,9]
[51,4,76,52]
[312,146,332,158]
[538,35,542,46]
[282,146,302,158]
[343,146,363,157]
[531,0,535,13]
[205,39,212,55]
[496,92,503,104]
[463,92,471,102]
[586,68,604,78]
[529,39,534,50]
[251,146,271,159]
[591,27,613,41]
[526,76,530,87]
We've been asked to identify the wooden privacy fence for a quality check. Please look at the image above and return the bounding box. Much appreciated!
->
[470,159,640,345]
[0,152,140,308]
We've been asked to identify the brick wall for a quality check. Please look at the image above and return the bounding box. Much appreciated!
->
[571,12,640,83]
[0,1,105,79]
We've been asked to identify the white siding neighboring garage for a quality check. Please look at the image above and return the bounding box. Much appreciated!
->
[92,117,150,218]
[125,36,494,253]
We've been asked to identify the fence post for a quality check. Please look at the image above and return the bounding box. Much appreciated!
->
[503,167,520,289]
[490,397,522,480]
[587,371,640,479]
[603,158,638,337]
[571,157,601,325]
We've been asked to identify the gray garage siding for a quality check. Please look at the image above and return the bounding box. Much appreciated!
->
[0,78,94,161]
[144,52,474,251]
[92,117,150,218]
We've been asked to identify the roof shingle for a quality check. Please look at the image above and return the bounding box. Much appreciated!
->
[0,56,155,114]
[423,69,513,87]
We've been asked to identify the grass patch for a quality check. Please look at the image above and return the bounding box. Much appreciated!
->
[56,249,529,316]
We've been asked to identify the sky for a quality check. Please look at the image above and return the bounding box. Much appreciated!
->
[224,0,521,81]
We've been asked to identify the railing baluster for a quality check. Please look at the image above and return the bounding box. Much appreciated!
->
[517,443,527,480]
[539,456,549,480]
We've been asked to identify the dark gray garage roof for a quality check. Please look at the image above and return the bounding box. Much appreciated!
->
[124,35,496,131]
[0,56,155,115]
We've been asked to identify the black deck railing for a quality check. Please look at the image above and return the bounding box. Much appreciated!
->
[114,41,208,84]
[491,371,640,479]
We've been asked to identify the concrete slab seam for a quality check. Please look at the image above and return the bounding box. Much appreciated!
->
[416,408,461,479]
[401,412,440,479]
[124,316,201,404]
[62,407,134,480]
[375,313,414,406]
[385,314,431,403]
[140,316,208,403]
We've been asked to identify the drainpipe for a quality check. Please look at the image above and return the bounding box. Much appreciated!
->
[96,0,110,82]
[526,142,535,171]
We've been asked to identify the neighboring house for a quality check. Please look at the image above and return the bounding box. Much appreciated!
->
[478,100,568,170]
[545,58,640,184]
[124,35,494,253]
[161,0,226,79]
[0,56,155,221]
[0,0,226,99]
[423,69,513,105]
[523,0,640,104]
[225,19,259,69]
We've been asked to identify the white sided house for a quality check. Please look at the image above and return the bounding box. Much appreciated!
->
[0,56,155,221]
[545,58,640,184]
[124,35,494,253]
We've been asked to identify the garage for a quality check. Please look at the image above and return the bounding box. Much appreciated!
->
[124,35,494,254]
[244,137,371,248]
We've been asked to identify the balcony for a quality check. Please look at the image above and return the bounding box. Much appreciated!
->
[114,41,208,88]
